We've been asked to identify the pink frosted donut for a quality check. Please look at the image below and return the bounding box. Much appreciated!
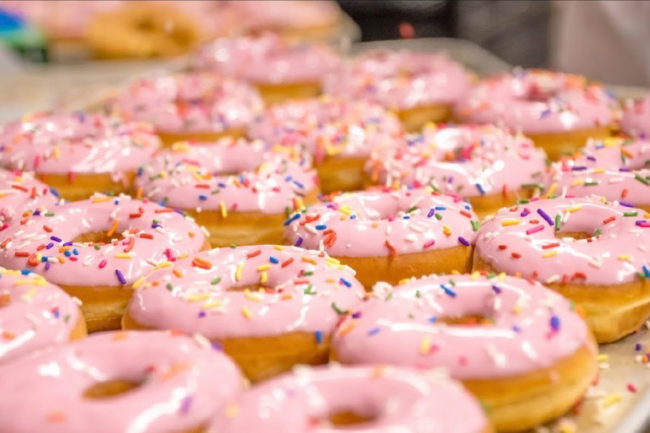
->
[123,245,364,381]
[0,330,243,433]
[549,136,650,210]
[365,124,548,215]
[284,187,478,289]
[208,365,490,433]
[473,196,650,342]
[248,95,404,192]
[192,33,340,86]
[114,72,264,145]
[0,194,207,331]
[324,49,470,111]
[135,138,318,246]
[0,111,160,200]
[0,169,59,224]
[455,69,617,160]
[0,267,85,363]
[332,273,596,431]
[226,1,342,34]
[621,95,650,138]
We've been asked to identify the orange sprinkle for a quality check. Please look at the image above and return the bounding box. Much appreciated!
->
[192,257,212,270]
[106,219,120,237]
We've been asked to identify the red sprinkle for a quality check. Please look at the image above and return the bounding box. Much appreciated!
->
[385,240,398,258]
[511,252,521,259]
[602,216,616,224]
[98,259,107,269]
[281,257,294,268]
[246,249,262,259]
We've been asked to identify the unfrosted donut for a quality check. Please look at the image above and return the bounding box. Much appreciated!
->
[284,187,478,289]
[0,111,160,200]
[455,69,618,160]
[0,169,59,224]
[472,195,650,342]
[123,245,364,382]
[324,49,470,131]
[0,194,208,331]
[365,124,548,216]
[208,365,491,433]
[114,72,264,147]
[0,330,243,433]
[135,138,318,246]
[549,136,650,211]
[0,267,86,363]
[332,273,596,431]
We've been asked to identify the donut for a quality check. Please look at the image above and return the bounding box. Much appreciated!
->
[248,95,404,193]
[114,72,264,147]
[0,330,243,433]
[0,267,86,363]
[225,0,343,41]
[122,245,364,382]
[135,139,319,247]
[472,196,650,342]
[331,274,597,432]
[0,111,160,200]
[192,33,340,104]
[284,187,478,289]
[324,50,470,131]
[0,169,60,224]
[365,124,548,217]
[0,194,208,332]
[455,69,618,160]
[621,95,650,138]
[208,365,492,433]
[549,136,650,211]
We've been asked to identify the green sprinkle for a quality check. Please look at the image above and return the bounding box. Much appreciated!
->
[471,220,481,232]
[304,284,316,295]
[624,212,639,217]
[385,292,393,301]
[594,228,602,236]
[64,314,70,323]
[44,212,55,217]
[554,214,562,231]
[210,277,222,285]
[166,283,173,291]
[516,199,530,204]
[406,206,417,213]
[434,213,443,220]
[584,181,599,187]
[302,271,314,276]
[635,174,650,185]
[331,302,348,315]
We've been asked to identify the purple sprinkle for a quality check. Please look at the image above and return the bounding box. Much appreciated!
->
[571,166,588,171]
[520,208,530,217]
[586,156,597,162]
[46,242,54,249]
[351,311,362,319]
[512,325,522,333]
[294,236,303,247]
[115,269,127,285]
[537,208,554,226]
[491,285,502,294]
[550,315,561,331]
[211,341,223,351]
[427,208,435,218]
[62,241,73,247]
[368,327,381,336]
[619,201,635,208]
[198,311,206,318]
[179,395,193,414]
[458,236,470,246]
[635,343,643,351]
[50,236,62,243]
[44,261,51,271]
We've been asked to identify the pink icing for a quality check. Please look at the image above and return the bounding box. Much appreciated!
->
[549,137,650,207]
[248,96,404,160]
[0,111,160,175]
[284,188,478,258]
[333,274,594,379]
[366,124,548,197]
[224,1,341,31]
[455,69,617,134]
[0,169,59,224]
[208,365,488,433]
[0,267,81,363]
[621,95,650,138]
[114,72,264,133]
[324,50,470,110]
[135,138,317,214]
[192,33,340,84]
[127,245,364,338]
[475,196,650,285]
[0,194,206,287]
[0,330,243,433]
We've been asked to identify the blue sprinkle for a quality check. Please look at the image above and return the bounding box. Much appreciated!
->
[198,194,207,201]
[643,265,650,279]
[314,330,323,344]
[73,248,79,256]
[368,326,381,336]
[283,213,301,226]
[550,315,561,331]
[293,180,305,189]
[52,309,60,318]
[441,284,456,297]
[20,269,32,275]
[428,316,437,323]
[435,206,446,211]
[49,188,60,197]
[137,167,144,176]
[512,325,522,333]
[41,256,48,262]
[315,224,327,230]
[350,215,356,220]
[64,250,72,257]
[475,183,486,195]
[339,278,352,288]
[269,256,279,264]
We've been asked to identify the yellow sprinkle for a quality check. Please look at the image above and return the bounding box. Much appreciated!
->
[617,255,631,261]
[326,257,341,266]
[543,250,558,258]
[325,278,336,283]
[570,179,584,187]
[244,289,263,302]
[220,201,227,218]
[512,304,522,314]
[443,224,451,236]
[225,404,239,418]
[114,253,132,259]
[544,183,557,198]
[90,195,112,203]
[202,300,223,309]
[470,271,481,279]
[257,264,271,272]
[602,393,622,408]
[420,336,431,354]
[565,205,583,213]
[22,289,36,301]
[501,219,521,226]
[186,293,211,302]
[132,277,146,289]
[339,205,352,216]
[260,271,268,285]
[398,278,411,285]
[241,307,252,319]
[597,354,609,362]
[235,263,243,281]
[273,245,284,251]
[603,137,622,147]
[497,272,506,281]
[153,261,173,270]
[302,257,317,265]
[293,197,304,210]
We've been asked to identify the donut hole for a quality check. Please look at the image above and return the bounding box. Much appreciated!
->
[328,411,375,427]
[83,379,142,399]
[555,231,592,240]
[438,314,491,326]
[73,231,124,245]
[226,284,266,292]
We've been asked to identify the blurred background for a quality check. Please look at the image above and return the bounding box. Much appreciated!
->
[0,1,648,120]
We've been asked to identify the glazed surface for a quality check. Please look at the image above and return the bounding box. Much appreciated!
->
[0,330,243,433]
[226,0,341,31]
[0,194,206,287]
[621,95,650,138]
[366,124,547,197]
[549,137,650,206]
[208,365,488,433]
[455,69,616,133]
[0,169,59,223]
[136,139,317,214]
[115,72,264,133]
[0,268,81,363]
[475,196,650,285]
[248,96,404,160]
[333,274,594,379]
[0,112,160,175]
[284,188,478,257]
[127,245,364,338]
[192,33,340,84]
[324,49,470,110]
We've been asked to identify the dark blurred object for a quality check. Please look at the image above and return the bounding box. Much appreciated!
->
[0,8,47,62]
